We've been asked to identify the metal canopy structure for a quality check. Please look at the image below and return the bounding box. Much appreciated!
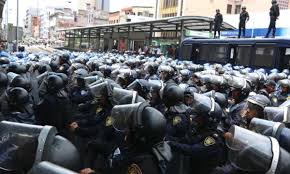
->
[60,16,235,33]
[59,16,235,51]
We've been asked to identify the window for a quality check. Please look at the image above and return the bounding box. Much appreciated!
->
[126,19,131,22]
[227,4,232,14]
[138,12,142,16]
[199,45,227,62]
[181,44,193,60]
[253,46,274,67]
[235,5,241,14]
[280,48,290,69]
[236,46,251,66]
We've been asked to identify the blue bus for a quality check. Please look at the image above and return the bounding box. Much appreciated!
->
[179,38,290,70]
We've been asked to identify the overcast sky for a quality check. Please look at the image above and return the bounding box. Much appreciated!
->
[4,0,156,26]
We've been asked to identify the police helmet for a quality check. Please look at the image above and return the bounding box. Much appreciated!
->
[282,69,290,75]
[127,79,150,100]
[99,65,112,78]
[278,79,290,88]
[59,54,70,63]
[73,68,88,79]
[203,90,228,109]
[57,64,70,74]
[144,62,158,75]
[0,57,10,66]
[38,64,52,74]
[10,76,31,91]
[162,84,184,107]
[46,75,64,93]
[0,72,8,88]
[184,86,198,97]
[190,93,222,128]
[7,87,29,106]
[247,94,271,109]
[112,102,166,145]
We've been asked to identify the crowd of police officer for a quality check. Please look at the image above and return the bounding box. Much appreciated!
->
[1,49,290,174]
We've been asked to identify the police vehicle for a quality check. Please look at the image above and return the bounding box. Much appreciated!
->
[179,38,290,70]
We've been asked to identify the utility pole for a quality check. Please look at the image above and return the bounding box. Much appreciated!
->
[155,0,158,19]
[16,0,19,51]
[6,0,9,42]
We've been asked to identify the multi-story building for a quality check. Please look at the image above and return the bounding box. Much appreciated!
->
[109,11,120,24]
[40,7,75,40]
[157,0,179,18]
[120,6,155,23]
[109,6,155,24]
[157,0,281,19]
[77,0,110,11]
[76,0,110,26]
[24,8,41,38]
[277,0,290,9]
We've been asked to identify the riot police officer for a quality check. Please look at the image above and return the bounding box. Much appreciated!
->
[36,74,72,137]
[144,62,159,80]
[183,87,196,106]
[225,77,250,129]
[162,84,191,174]
[243,94,271,128]
[80,102,172,174]
[265,0,280,38]
[272,79,290,106]
[258,80,276,99]
[70,69,94,125]
[2,87,35,124]
[213,9,223,38]
[148,80,166,114]
[0,72,8,116]
[169,93,226,174]
[238,7,250,38]
[159,65,176,85]
[127,79,151,100]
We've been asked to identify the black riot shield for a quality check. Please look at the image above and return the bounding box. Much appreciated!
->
[0,121,80,172]
[28,161,78,174]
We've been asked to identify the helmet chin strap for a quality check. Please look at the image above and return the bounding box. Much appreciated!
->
[266,137,280,174]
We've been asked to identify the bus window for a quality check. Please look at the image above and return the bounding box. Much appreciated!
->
[280,48,290,69]
[236,46,251,66]
[181,44,193,60]
[199,45,227,63]
[253,46,274,67]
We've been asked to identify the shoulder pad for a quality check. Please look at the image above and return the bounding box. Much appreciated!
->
[172,116,182,126]
[128,163,142,174]
[204,136,216,146]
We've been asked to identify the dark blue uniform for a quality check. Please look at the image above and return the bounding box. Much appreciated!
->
[225,101,246,129]
[164,105,191,174]
[111,150,161,174]
[74,108,124,171]
[164,108,190,142]
[169,130,227,174]
[69,85,94,125]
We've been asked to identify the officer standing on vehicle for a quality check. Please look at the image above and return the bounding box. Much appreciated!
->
[213,9,223,39]
[238,7,250,38]
[265,0,280,38]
